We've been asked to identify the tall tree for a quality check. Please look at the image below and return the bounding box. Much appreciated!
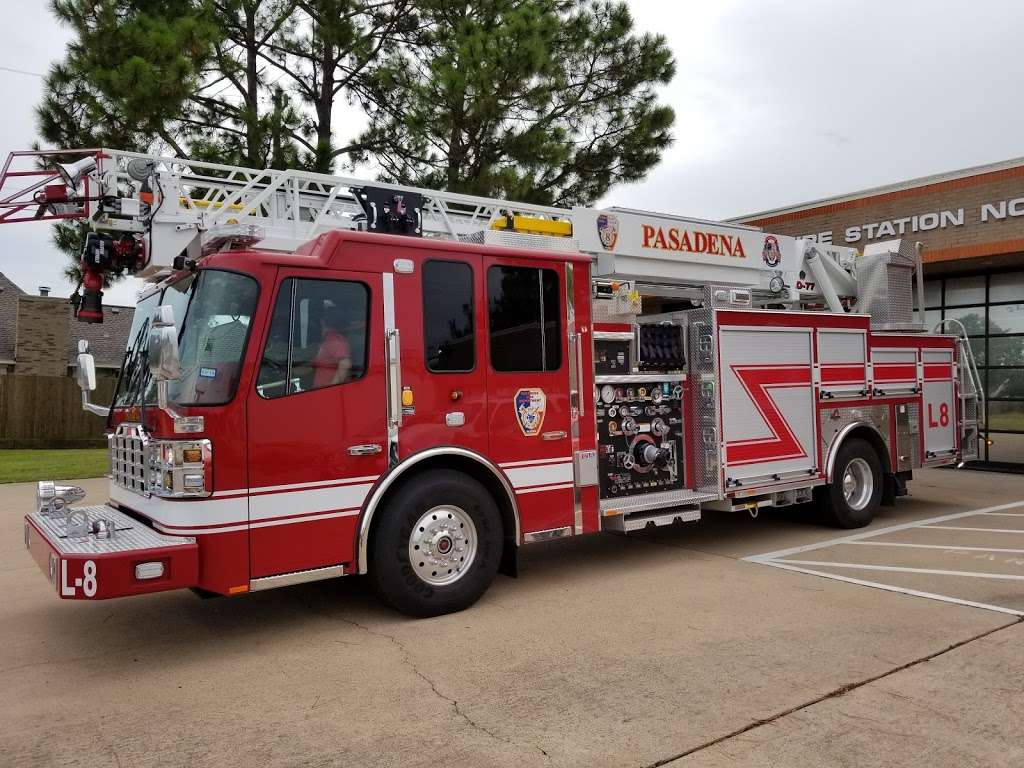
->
[357,0,675,206]
[40,0,414,170]
[39,0,412,279]
[267,0,418,173]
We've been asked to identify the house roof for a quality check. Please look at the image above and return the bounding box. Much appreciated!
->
[0,272,26,362]
[0,272,135,369]
[67,302,136,368]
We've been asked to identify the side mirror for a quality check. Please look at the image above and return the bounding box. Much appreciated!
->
[148,305,181,381]
[75,339,96,392]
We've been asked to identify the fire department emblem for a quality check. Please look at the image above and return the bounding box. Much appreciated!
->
[514,388,547,436]
[596,213,619,251]
[762,235,782,268]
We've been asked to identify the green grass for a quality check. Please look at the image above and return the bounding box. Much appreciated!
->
[0,449,108,484]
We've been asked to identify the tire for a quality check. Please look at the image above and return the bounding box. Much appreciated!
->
[820,438,883,528]
[369,470,503,617]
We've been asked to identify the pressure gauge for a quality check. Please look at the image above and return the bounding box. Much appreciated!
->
[600,384,616,404]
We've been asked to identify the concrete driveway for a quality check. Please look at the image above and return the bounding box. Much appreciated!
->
[2,468,1023,767]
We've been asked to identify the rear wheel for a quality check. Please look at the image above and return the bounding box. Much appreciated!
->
[820,438,883,528]
[369,470,502,617]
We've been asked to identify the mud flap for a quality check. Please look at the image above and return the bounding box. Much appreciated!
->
[499,540,519,578]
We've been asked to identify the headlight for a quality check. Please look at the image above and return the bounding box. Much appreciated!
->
[147,439,212,498]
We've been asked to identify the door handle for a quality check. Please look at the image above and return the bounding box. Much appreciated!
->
[542,430,568,441]
[348,444,383,456]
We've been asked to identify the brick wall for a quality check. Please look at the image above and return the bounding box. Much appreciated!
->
[739,166,1024,267]
[15,296,71,377]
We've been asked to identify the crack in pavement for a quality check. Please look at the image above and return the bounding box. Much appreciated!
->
[292,595,551,762]
[641,616,1024,767]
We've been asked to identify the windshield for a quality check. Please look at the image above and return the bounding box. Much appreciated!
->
[112,290,164,409]
[110,269,258,409]
[167,269,259,405]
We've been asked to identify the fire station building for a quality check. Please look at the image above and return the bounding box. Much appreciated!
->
[734,157,1024,469]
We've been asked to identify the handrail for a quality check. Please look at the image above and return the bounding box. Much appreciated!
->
[931,317,986,431]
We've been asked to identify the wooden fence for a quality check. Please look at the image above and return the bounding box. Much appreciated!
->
[0,375,116,448]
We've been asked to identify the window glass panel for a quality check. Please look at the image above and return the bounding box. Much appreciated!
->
[169,270,258,405]
[988,369,1024,400]
[112,291,161,408]
[257,278,369,399]
[163,274,196,329]
[988,401,1024,432]
[923,280,941,309]
[990,272,1024,303]
[924,309,941,331]
[542,269,561,371]
[989,337,1024,367]
[944,275,985,306]
[256,279,295,399]
[423,260,475,372]
[487,266,561,372]
[968,337,986,367]
[943,306,985,336]
[990,304,1024,335]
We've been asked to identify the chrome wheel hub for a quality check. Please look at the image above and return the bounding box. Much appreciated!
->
[842,457,873,511]
[408,505,477,586]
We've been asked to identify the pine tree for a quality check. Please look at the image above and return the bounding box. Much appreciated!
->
[356,0,675,206]
[39,0,411,278]
[38,0,675,285]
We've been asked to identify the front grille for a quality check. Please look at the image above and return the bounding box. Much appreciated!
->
[110,424,150,494]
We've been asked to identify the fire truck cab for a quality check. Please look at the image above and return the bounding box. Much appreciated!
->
[7,149,983,616]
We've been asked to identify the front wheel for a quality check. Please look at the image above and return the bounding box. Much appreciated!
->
[369,470,503,617]
[820,438,883,528]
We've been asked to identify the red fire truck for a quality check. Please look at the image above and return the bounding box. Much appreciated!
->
[2,149,983,616]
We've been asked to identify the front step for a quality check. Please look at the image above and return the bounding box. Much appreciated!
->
[602,504,701,533]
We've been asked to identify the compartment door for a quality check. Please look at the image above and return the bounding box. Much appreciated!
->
[871,347,920,397]
[818,328,868,400]
[923,348,957,459]
[720,326,817,485]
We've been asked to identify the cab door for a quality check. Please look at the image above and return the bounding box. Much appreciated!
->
[483,256,574,534]
[246,268,387,578]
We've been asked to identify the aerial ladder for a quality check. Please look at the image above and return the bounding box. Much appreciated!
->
[1,147,865,312]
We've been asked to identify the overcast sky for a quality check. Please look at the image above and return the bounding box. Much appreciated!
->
[1,0,1023,306]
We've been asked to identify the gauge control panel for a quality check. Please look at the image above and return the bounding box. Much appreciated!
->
[594,378,685,499]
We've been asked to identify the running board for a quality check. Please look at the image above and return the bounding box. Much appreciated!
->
[602,505,701,533]
[249,564,345,592]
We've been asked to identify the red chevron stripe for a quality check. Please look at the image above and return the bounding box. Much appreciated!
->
[726,365,811,465]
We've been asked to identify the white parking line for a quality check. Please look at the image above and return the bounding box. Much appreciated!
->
[846,541,1024,554]
[745,499,1024,616]
[922,525,1024,534]
[745,499,1024,563]
[757,560,1024,617]
[773,560,1024,581]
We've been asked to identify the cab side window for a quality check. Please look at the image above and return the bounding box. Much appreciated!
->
[257,278,369,398]
[423,260,475,372]
[487,266,561,372]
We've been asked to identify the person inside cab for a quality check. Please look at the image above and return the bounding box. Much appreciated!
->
[312,303,353,388]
